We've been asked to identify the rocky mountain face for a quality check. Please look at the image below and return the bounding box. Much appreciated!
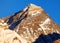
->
[0,19,28,43]
[1,4,60,43]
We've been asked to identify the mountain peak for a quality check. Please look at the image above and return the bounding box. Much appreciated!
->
[0,4,60,43]
[23,4,43,16]
[23,3,43,12]
[29,3,41,8]
[29,4,43,11]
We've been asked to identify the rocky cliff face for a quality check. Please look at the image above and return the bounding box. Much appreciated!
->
[0,19,28,43]
[1,4,60,43]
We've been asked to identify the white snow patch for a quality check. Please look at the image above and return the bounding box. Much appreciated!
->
[23,7,28,11]
[32,11,41,16]
[30,3,42,8]
[39,18,50,30]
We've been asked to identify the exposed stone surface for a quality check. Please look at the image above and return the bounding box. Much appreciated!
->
[0,4,60,43]
[0,19,28,43]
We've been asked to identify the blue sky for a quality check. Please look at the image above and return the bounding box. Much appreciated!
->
[0,0,60,26]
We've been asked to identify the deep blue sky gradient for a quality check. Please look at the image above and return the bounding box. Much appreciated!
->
[0,0,60,26]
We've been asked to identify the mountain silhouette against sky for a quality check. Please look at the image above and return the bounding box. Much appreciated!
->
[0,4,60,43]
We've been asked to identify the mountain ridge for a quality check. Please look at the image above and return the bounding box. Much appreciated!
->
[0,4,60,43]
